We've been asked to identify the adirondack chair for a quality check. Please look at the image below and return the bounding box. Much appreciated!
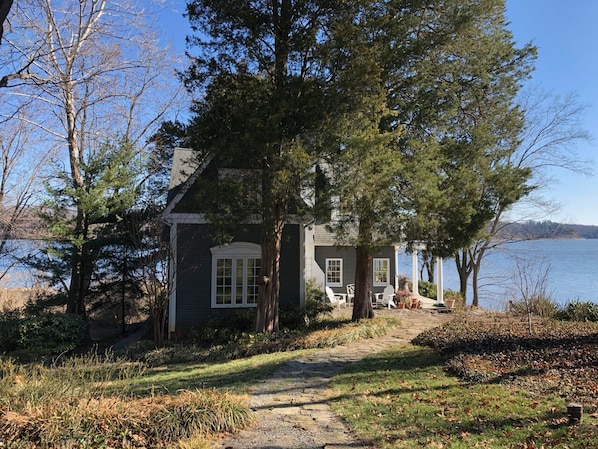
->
[346,284,355,303]
[325,286,347,310]
[375,284,397,309]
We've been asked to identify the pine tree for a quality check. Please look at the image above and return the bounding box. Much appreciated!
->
[182,0,344,332]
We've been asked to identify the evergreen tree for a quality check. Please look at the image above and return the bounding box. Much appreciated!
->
[181,0,536,323]
[395,0,536,307]
[321,0,534,317]
[34,140,142,326]
[182,0,344,333]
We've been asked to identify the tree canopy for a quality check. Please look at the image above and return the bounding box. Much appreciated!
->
[179,0,539,326]
[182,0,346,332]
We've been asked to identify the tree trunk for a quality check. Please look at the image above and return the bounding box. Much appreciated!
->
[352,215,375,321]
[0,0,13,43]
[256,200,284,333]
[421,253,435,283]
[352,245,374,320]
[66,212,89,320]
[471,257,481,308]
[455,250,469,305]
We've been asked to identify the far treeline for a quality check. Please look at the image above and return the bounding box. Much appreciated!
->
[499,221,598,240]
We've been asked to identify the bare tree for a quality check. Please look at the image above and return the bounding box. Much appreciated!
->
[0,0,185,317]
[0,106,51,285]
[456,88,592,307]
[506,257,553,334]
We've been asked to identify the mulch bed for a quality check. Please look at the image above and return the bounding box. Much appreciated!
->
[413,313,598,413]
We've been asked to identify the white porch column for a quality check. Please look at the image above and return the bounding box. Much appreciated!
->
[394,245,400,289]
[436,257,444,303]
[411,249,419,296]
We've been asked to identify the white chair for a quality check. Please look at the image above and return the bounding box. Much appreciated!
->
[375,284,397,309]
[346,284,355,303]
[325,286,347,309]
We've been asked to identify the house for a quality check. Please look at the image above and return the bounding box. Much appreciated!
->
[163,148,443,336]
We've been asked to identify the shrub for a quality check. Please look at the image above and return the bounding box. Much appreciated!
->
[0,312,86,358]
[304,280,333,326]
[555,300,598,322]
[279,303,305,329]
[509,295,559,318]
[200,309,256,344]
[418,280,437,300]
[0,309,21,352]
[17,313,86,355]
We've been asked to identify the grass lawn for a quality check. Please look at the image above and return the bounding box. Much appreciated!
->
[4,313,598,448]
[0,316,397,448]
[330,334,598,448]
[127,349,313,395]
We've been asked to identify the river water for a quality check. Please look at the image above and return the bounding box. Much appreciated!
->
[4,238,598,311]
[398,239,598,311]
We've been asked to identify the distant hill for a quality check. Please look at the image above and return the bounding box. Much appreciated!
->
[499,220,598,240]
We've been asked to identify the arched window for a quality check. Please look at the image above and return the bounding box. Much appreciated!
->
[210,242,261,308]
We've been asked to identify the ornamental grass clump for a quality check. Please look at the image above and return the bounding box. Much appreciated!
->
[0,353,253,448]
[298,316,400,348]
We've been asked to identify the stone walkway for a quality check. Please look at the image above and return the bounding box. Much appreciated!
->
[213,308,452,449]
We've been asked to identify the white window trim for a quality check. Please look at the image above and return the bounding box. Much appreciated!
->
[211,242,261,308]
[373,258,390,287]
[325,258,343,287]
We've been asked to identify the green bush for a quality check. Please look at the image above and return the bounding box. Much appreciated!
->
[418,280,437,300]
[279,304,305,329]
[303,279,333,326]
[509,295,559,318]
[0,312,86,357]
[304,297,333,326]
[0,310,21,352]
[555,300,598,322]
[200,309,256,344]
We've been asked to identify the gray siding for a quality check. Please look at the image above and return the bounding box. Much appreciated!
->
[315,246,396,297]
[175,223,301,332]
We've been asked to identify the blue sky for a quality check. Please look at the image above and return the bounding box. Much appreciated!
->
[506,1,598,226]
[160,1,598,226]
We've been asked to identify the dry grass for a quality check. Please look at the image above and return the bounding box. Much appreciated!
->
[1,390,252,448]
[0,287,32,312]
[0,353,253,448]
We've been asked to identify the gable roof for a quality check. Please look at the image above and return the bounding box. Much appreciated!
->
[164,148,214,216]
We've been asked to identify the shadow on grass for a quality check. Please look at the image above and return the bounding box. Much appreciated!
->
[331,344,598,448]
[128,351,306,396]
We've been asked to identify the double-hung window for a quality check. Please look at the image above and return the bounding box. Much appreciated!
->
[373,258,390,286]
[211,243,261,307]
[325,258,343,287]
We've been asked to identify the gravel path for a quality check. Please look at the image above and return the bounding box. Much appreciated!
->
[213,308,451,449]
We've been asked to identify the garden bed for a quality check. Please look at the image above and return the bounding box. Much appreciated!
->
[413,314,598,413]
